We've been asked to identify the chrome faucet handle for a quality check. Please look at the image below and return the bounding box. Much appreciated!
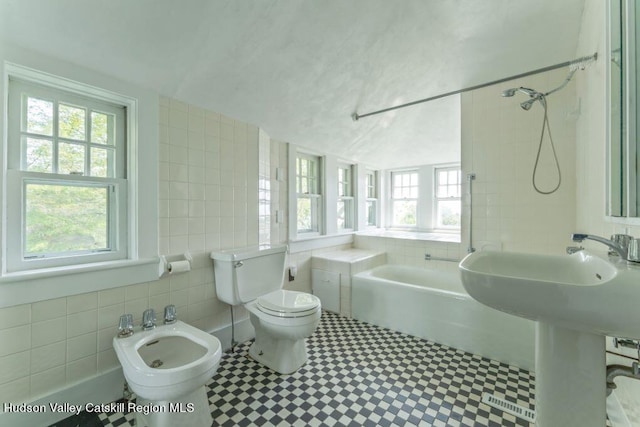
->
[163,304,177,324]
[142,308,156,330]
[611,234,633,256]
[117,314,134,338]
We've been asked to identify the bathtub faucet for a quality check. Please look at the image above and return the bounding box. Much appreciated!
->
[570,233,628,259]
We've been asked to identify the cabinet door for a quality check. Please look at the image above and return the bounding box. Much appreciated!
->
[311,269,340,313]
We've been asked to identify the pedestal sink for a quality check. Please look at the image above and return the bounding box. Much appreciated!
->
[459,250,640,427]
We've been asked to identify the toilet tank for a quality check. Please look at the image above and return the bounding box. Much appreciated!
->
[210,244,287,305]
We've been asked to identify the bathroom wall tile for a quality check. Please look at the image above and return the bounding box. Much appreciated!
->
[0,304,30,330]
[149,293,171,316]
[0,376,30,404]
[30,365,65,398]
[98,304,125,331]
[168,125,188,147]
[97,328,115,353]
[150,278,170,296]
[67,332,97,362]
[97,349,119,373]
[67,310,97,338]
[169,199,189,218]
[32,298,66,322]
[169,182,189,200]
[67,293,98,314]
[0,325,30,356]
[66,356,96,385]
[170,273,190,291]
[124,299,149,324]
[32,317,66,347]
[31,341,66,374]
[0,350,31,384]
[169,108,188,130]
[125,282,149,301]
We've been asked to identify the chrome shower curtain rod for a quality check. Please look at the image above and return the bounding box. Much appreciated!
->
[351,52,598,121]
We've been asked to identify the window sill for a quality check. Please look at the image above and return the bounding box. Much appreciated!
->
[0,258,159,308]
[289,233,355,253]
[356,229,461,243]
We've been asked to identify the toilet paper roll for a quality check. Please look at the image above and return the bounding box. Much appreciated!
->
[168,260,191,274]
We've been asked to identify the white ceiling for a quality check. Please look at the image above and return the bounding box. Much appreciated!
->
[0,0,586,169]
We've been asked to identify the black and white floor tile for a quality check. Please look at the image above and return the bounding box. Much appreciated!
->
[62,311,538,426]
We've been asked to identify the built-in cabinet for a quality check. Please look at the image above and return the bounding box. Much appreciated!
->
[311,249,386,317]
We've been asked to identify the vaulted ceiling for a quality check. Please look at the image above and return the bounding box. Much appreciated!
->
[0,0,586,168]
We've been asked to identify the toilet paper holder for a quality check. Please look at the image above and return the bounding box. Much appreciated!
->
[159,252,193,278]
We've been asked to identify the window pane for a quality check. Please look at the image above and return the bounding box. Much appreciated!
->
[25,183,109,256]
[337,200,346,229]
[366,200,376,226]
[437,200,461,228]
[393,200,417,226]
[91,111,112,145]
[297,196,319,232]
[91,147,114,177]
[22,137,53,172]
[25,97,53,136]
[58,142,86,175]
[58,104,86,140]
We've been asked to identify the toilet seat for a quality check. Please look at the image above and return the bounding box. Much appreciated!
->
[256,290,320,318]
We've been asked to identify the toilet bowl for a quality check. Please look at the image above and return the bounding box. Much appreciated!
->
[113,320,221,427]
[210,244,322,374]
[246,289,321,374]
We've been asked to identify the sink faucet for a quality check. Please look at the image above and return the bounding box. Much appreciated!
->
[571,233,628,259]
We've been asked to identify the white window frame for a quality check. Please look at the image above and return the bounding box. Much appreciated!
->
[0,60,159,308]
[3,76,128,273]
[295,152,323,236]
[389,169,419,229]
[365,169,378,227]
[4,65,133,273]
[434,166,462,230]
[337,162,355,231]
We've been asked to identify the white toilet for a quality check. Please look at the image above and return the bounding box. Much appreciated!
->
[210,244,321,374]
[113,320,222,427]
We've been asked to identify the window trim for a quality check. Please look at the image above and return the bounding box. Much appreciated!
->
[389,169,420,229]
[294,151,323,237]
[434,165,462,230]
[2,64,132,274]
[337,162,355,232]
[365,169,378,228]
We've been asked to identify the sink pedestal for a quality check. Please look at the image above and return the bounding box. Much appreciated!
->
[535,322,606,427]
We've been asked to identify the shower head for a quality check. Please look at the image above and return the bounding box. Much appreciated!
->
[501,87,541,98]
[520,99,536,111]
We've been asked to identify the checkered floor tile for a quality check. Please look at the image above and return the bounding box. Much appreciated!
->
[93,311,536,426]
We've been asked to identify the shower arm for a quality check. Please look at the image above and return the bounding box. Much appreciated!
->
[543,68,577,97]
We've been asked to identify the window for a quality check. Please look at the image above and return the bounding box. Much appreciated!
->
[6,78,127,271]
[390,170,419,227]
[296,154,322,234]
[435,167,462,229]
[365,170,378,227]
[337,163,354,230]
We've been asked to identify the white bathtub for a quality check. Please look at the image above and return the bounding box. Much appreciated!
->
[352,264,535,371]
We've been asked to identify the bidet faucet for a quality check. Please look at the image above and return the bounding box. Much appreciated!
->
[164,304,177,324]
[142,308,156,330]
[117,314,134,338]
[570,233,628,259]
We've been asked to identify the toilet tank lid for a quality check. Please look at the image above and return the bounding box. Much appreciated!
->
[210,244,288,261]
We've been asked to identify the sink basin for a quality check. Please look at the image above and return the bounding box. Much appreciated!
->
[459,250,640,339]
[459,249,640,426]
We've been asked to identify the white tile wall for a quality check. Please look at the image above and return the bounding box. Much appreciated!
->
[0,96,261,406]
[461,68,577,256]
